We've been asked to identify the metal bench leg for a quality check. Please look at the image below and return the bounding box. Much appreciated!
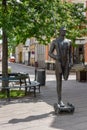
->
[29,87,31,92]
[34,86,36,97]
[39,85,40,93]
[7,89,10,101]
[25,87,27,95]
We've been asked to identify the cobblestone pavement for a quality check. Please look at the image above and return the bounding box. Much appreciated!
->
[0,72,87,130]
[0,62,87,130]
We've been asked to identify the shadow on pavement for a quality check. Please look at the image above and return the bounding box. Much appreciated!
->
[8,112,54,124]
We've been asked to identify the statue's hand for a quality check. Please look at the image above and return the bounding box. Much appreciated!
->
[69,62,73,68]
[55,55,60,61]
[55,55,58,60]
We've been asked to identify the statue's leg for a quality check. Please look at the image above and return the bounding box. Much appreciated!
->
[55,61,65,107]
[63,64,69,80]
[55,71,62,104]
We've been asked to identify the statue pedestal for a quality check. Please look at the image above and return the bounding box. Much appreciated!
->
[54,103,75,114]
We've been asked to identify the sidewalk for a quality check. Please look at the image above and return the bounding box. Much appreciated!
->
[0,73,87,130]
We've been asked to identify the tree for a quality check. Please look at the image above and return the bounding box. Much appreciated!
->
[0,0,87,89]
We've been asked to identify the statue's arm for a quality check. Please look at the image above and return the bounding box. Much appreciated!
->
[48,40,57,60]
[69,42,73,67]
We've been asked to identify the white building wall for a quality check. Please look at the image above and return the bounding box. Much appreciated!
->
[36,44,45,68]
[0,45,2,61]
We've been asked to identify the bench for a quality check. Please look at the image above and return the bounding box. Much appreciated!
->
[0,72,41,100]
[25,75,41,97]
[0,72,27,86]
[0,72,28,100]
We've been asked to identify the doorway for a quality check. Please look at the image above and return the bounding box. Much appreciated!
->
[73,45,84,64]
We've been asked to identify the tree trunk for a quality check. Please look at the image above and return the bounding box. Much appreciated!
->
[2,0,8,90]
[2,30,8,89]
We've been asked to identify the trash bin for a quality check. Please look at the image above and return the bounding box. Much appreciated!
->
[46,63,50,70]
[36,68,46,86]
[76,70,87,82]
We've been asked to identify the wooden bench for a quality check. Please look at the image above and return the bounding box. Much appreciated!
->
[0,72,41,100]
[0,72,28,100]
[0,72,28,86]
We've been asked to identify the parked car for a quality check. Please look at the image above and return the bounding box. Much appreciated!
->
[9,56,15,63]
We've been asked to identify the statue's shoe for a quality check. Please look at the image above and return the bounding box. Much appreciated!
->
[58,101,65,107]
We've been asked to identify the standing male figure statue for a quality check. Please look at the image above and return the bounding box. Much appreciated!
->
[49,27,72,108]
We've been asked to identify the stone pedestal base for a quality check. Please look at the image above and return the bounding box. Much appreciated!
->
[54,103,75,114]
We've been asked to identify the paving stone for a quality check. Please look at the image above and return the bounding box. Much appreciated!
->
[0,71,87,130]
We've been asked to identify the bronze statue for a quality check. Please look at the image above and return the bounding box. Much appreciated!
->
[49,27,73,108]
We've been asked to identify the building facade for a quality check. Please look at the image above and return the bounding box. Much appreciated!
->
[29,38,45,67]
[15,38,46,68]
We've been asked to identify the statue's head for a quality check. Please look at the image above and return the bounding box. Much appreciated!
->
[59,27,66,36]
[60,27,66,31]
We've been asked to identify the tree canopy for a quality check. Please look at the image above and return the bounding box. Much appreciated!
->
[0,0,87,45]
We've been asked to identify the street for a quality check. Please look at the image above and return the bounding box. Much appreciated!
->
[1,62,87,130]
[8,62,76,81]
[8,62,35,75]
[8,62,56,82]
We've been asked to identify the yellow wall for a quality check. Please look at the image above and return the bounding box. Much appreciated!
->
[30,44,35,66]
[16,43,23,63]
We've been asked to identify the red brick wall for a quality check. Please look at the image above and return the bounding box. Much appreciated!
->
[84,43,87,64]
[45,45,49,61]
